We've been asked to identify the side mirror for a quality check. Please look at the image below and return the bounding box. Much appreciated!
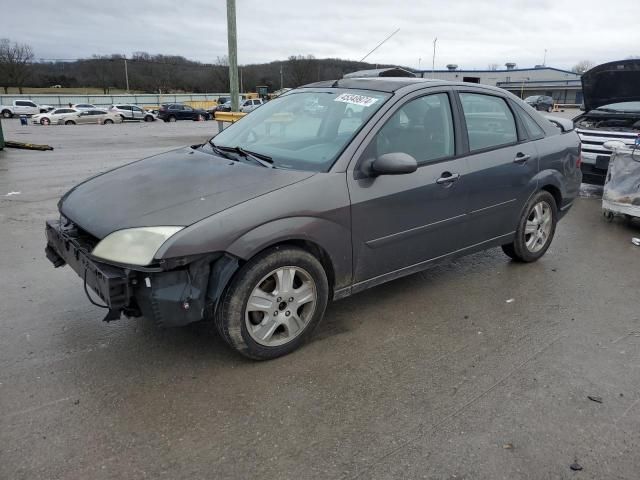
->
[371,152,418,176]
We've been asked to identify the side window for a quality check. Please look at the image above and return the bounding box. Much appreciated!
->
[514,104,545,139]
[16,101,28,106]
[372,93,455,164]
[184,105,193,111]
[459,93,517,151]
[132,106,142,112]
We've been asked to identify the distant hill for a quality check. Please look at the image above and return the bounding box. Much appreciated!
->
[17,54,402,94]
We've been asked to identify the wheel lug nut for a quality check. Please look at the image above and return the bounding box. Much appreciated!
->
[285,311,291,316]
[274,311,278,316]
[288,297,294,302]
[277,297,282,302]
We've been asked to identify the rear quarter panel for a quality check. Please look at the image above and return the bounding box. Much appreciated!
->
[535,130,582,210]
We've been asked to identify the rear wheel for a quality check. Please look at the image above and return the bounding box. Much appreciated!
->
[103,119,114,124]
[64,120,76,125]
[1,110,12,118]
[502,191,557,262]
[40,118,50,125]
[168,115,177,122]
[215,246,329,360]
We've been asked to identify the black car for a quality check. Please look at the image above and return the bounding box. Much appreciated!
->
[524,95,555,112]
[157,104,211,122]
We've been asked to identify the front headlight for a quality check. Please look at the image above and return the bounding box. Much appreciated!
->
[91,226,184,266]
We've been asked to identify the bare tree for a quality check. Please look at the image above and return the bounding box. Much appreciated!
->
[488,63,499,71]
[286,55,316,87]
[571,60,594,74]
[0,38,34,93]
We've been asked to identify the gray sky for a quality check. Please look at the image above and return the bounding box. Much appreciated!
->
[4,0,639,69]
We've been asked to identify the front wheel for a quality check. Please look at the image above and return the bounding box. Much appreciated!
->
[103,119,114,124]
[41,118,50,125]
[64,120,76,125]
[1,110,12,118]
[502,191,557,262]
[214,246,329,360]
[144,115,154,122]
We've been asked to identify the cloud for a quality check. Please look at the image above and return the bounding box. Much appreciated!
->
[3,0,638,69]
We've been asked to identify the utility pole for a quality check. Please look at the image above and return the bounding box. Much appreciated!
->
[124,58,130,92]
[418,57,422,70]
[280,64,283,90]
[543,49,547,66]
[432,37,438,75]
[240,67,243,94]
[226,0,240,112]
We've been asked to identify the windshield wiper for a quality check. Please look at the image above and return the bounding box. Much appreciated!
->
[208,140,237,160]
[211,143,274,168]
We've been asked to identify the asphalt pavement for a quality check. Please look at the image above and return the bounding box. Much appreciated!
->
[1,117,639,480]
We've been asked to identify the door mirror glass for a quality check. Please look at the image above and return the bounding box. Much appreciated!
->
[371,152,418,176]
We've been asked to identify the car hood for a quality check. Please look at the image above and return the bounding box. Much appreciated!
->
[582,59,640,112]
[59,146,314,239]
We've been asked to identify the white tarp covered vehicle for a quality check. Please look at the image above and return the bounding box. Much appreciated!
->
[602,139,640,220]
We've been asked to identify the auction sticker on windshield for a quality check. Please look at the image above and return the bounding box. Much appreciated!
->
[334,93,379,107]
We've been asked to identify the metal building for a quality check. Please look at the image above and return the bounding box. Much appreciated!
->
[416,65,582,104]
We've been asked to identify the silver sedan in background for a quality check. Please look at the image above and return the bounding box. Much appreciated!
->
[57,109,123,125]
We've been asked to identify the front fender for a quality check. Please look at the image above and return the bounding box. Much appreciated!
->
[225,216,352,291]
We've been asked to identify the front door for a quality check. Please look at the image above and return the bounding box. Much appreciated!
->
[348,91,469,284]
[455,91,539,247]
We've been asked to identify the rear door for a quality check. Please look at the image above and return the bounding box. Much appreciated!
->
[454,90,539,247]
[182,105,194,119]
[348,89,470,284]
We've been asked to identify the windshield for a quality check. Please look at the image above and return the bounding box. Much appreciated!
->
[595,101,640,113]
[524,96,539,102]
[209,89,391,171]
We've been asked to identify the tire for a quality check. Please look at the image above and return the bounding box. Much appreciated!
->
[547,106,553,112]
[103,119,114,124]
[1,110,12,119]
[214,246,329,360]
[41,118,50,125]
[502,191,557,262]
[168,116,177,122]
[144,115,154,122]
[64,120,76,125]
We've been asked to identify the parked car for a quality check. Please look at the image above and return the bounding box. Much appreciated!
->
[524,95,555,112]
[109,104,156,122]
[57,109,123,125]
[1,100,54,118]
[31,107,81,125]
[73,103,98,110]
[45,78,581,360]
[573,59,640,184]
[240,98,264,113]
[210,101,232,115]
[157,104,211,122]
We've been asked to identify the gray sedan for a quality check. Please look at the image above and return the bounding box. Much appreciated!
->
[45,77,581,359]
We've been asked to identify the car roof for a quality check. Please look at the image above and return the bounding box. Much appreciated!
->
[300,77,509,95]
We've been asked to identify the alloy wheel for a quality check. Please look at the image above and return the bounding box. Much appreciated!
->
[245,266,317,347]
[525,201,552,253]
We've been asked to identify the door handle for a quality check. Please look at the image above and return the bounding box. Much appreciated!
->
[514,152,531,164]
[436,172,460,185]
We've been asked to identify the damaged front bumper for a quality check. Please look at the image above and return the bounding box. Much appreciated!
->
[45,219,238,327]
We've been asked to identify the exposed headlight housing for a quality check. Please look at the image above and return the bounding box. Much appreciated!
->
[91,226,184,266]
